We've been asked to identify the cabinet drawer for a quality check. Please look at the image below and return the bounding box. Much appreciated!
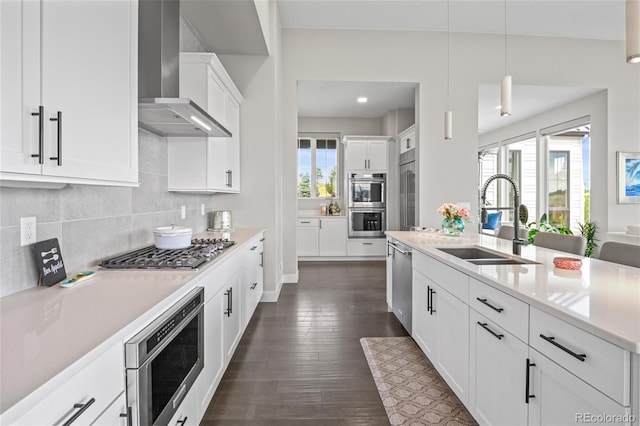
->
[413,252,468,302]
[14,343,124,426]
[297,218,319,227]
[347,239,386,256]
[469,278,529,342]
[530,307,631,405]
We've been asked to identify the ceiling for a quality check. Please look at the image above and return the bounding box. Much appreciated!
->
[478,85,603,134]
[297,81,417,118]
[278,0,625,41]
[288,1,621,130]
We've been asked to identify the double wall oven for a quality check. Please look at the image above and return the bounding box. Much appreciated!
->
[348,173,386,238]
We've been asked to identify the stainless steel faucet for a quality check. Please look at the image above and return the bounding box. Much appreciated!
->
[480,174,528,255]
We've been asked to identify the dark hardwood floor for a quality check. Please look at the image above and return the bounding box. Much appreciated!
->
[201,261,409,425]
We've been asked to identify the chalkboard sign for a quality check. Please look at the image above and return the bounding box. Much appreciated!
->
[31,238,67,287]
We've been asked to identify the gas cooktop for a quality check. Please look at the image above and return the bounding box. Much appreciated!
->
[99,238,235,270]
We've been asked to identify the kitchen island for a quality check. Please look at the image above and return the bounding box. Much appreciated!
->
[386,230,639,426]
[0,228,264,425]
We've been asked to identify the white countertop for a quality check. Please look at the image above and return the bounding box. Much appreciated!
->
[298,210,347,218]
[0,228,263,416]
[386,231,640,354]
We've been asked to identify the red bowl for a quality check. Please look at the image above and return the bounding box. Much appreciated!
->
[553,257,582,270]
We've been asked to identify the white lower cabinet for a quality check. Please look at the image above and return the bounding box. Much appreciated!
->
[243,234,265,329]
[223,266,243,361]
[13,343,124,426]
[318,219,347,256]
[411,267,469,404]
[91,393,128,426]
[527,348,630,426]
[346,238,386,256]
[469,310,528,426]
[197,274,226,418]
[408,250,636,426]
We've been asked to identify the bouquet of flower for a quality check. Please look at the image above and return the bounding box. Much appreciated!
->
[437,203,470,221]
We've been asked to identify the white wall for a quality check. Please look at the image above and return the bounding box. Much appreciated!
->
[215,0,285,299]
[282,29,640,279]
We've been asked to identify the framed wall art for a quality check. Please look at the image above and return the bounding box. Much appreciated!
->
[617,151,640,204]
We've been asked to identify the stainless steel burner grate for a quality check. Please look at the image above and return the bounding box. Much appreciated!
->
[99,239,235,270]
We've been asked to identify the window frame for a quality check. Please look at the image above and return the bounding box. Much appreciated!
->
[297,135,341,199]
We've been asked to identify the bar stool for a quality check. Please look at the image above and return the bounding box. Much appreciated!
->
[598,241,640,268]
[533,232,586,256]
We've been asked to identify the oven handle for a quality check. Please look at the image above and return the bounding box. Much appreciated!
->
[173,383,187,409]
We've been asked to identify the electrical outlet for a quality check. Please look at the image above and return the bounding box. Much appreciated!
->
[181,205,186,219]
[200,204,205,216]
[20,217,36,246]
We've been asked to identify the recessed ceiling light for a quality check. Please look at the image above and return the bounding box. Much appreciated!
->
[357,97,368,103]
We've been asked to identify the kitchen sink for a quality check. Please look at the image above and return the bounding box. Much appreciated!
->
[437,246,539,265]
[437,247,507,260]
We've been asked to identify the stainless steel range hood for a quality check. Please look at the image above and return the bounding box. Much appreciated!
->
[138,0,231,138]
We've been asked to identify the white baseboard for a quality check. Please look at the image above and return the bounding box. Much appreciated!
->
[282,271,299,283]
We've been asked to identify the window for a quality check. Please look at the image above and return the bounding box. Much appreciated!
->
[297,137,339,198]
[548,151,570,228]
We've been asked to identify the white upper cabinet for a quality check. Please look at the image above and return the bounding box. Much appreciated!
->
[0,0,138,186]
[342,136,389,172]
[168,53,243,193]
[398,124,415,154]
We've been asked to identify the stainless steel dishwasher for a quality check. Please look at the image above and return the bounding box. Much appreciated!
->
[388,239,412,333]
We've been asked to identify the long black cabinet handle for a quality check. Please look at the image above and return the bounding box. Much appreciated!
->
[477,322,504,340]
[428,287,436,315]
[426,285,431,313]
[476,297,504,313]
[62,397,95,426]
[259,237,265,242]
[224,288,232,317]
[251,282,258,290]
[31,105,44,164]
[229,287,233,315]
[176,417,188,426]
[259,252,263,267]
[525,358,536,403]
[250,245,257,251]
[539,334,587,362]
[49,111,62,165]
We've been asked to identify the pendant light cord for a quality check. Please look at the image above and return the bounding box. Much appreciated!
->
[504,0,507,76]
[447,0,451,111]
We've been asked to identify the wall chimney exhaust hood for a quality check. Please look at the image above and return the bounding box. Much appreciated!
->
[138,0,231,138]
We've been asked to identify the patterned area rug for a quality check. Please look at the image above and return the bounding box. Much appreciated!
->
[360,337,477,426]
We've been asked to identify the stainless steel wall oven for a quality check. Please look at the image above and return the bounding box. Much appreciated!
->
[349,208,386,238]
[348,173,386,208]
[125,287,204,426]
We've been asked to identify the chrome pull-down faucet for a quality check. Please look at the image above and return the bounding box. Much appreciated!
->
[480,174,528,255]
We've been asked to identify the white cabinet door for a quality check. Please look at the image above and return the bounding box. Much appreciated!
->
[345,141,369,170]
[399,128,415,154]
[297,226,319,256]
[197,286,225,416]
[223,268,243,362]
[1,0,137,185]
[367,140,388,171]
[528,348,630,426]
[0,0,41,176]
[469,310,528,426]
[434,285,469,404]
[40,0,136,183]
[92,393,128,426]
[386,240,392,310]
[318,218,347,256]
[412,271,438,360]
[207,68,226,126]
[243,237,262,328]
[223,95,240,192]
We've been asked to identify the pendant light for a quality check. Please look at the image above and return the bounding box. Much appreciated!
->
[627,0,640,64]
[500,0,512,116]
[444,0,453,140]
